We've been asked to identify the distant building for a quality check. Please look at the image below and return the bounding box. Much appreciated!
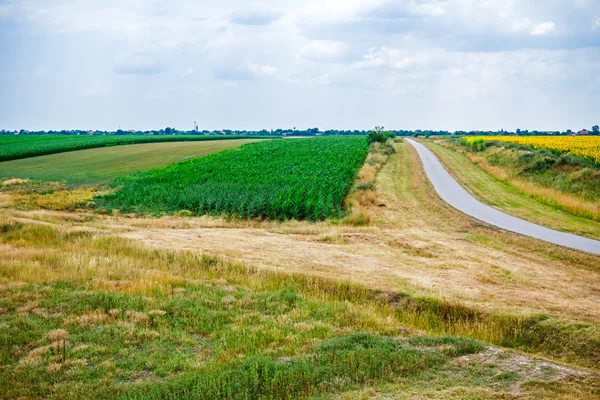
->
[578,129,589,135]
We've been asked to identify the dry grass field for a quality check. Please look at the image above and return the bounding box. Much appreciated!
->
[1,140,599,398]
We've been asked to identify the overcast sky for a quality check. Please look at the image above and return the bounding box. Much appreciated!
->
[1,0,599,131]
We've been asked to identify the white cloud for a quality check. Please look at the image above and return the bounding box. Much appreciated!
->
[214,63,280,81]
[512,19,556,36]
[414,3,446,17]
[298,40,348,62]
[530,21,555,36]
[594,16,600,30]
[181,68,194,78]
[313,73,331,86]
[36,69,48,75]
[355,46,412,69]
[512,18,532,31]
[203,30,241,57]
[241,63,280,78]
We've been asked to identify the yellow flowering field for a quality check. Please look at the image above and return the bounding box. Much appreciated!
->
[465,136,600,164]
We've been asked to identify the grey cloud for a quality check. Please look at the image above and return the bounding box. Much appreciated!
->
[230,4,282,26]
[359,0,446,20]
[213,65,254,81]
[299,0,600,53]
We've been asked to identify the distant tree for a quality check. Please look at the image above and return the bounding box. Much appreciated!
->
[367,126,396,143]
[593,125,599,134]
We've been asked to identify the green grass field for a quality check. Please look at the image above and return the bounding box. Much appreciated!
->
[100,136,369,220]
[0,140,262,185]
[0,135,269,162]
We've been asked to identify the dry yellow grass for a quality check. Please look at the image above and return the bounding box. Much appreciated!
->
[354,189,378,206]
[358,164,377,183]
[342,140,394,223]
[466,152,600,221]
[5,182,99,211]
[2,178,28,186]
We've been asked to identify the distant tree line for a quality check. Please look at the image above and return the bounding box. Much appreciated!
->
[1,125,599,137]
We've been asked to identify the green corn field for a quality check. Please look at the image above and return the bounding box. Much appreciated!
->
[99,136,369,220]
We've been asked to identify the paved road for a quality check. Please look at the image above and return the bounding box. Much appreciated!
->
[405,139,600,255]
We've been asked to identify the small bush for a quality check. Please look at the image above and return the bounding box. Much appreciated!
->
[342,208,372,226]
[355,181,375,191]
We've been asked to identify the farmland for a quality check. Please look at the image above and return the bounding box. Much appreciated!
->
[1,137,600,399]
[464,136,600,165]
[0,139,263,185]
[100,136,368,220]
[0,134,268,162]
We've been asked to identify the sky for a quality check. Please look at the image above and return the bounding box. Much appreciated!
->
[0,0,599,132]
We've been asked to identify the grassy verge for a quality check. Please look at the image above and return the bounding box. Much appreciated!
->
[99,137,368,221]
[341,138,399,226]
[0,140,264,185]
[458,138,600,220]
[420,139,600,240]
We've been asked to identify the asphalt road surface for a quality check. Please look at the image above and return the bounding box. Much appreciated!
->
[406,139,600,256]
